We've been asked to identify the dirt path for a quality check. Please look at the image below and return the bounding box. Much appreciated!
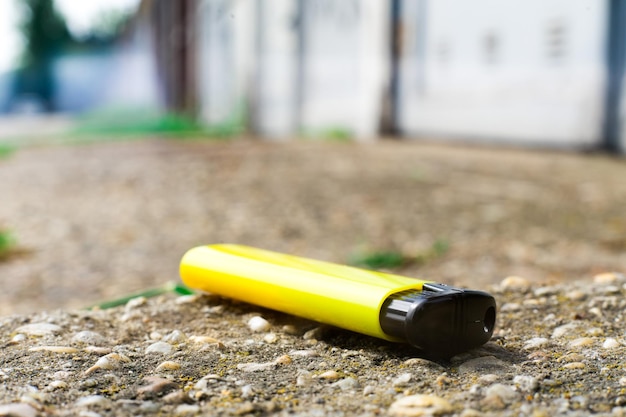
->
[1,138,625,314]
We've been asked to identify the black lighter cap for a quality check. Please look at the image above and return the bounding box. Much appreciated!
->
[379,283,496,358]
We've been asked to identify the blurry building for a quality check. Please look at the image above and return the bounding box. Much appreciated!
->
[11,0,624,152]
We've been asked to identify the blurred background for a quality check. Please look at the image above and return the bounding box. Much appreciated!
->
[1,0,626,148]
[0,0,625,314]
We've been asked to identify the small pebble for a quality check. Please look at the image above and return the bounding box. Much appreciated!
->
[460,409,483,417]
[78,411,102,417]
[363,385,375,396]
[288,349,319,357]
[52,371,71,380]
[594,272,621,284]
[603,338,621,349]
[241,385,254,399]
[11,334,26,343]
[569,337,594,348]
[47,380,68,391]
[263,333,278,343]
[163,390,193,405]
[513,375,539,392]
[189,335,224,347]
[393,373,413,387]
[137,376,178,395]
[332,377,358,391]
[125,296,147,310]
[296,372,313,386]
[557,353,584,363]
[587,327,604,336]
[237,362,276,372]
[281,324,298,335]
[85,353,131,375]
[146,341,173,354]
[500,303,521,312]
[523,338,549,350]
[619,377,626,387]
[84,346,112,355]
[500,276,530,291]
[552,322,580,339]
[566,290,586,301]
[319,370,340,380]
[436,374,452,386]
[75,395,110,408]
[458,356,509,374]
[589,307,604,318]
[563,362,585,369]
[478,374,499,385]
[71,331,106,346]
[0,403,37,417]
[389,394,453,416]
[303,327,325,340]
[274,354,292,365]
[482,384,519,409]
[247,316,271,332]
[174,404,200,415]
[15,323,62,336]
[29,346,78,354]
[175,294,202,304]
[156,361,181,372]
[163,330,187,344]
[403,358,445,370]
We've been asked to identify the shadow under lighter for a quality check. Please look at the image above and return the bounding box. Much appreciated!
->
[180,244,496,358]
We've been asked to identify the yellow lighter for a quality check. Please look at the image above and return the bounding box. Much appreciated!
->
[180,244,496,357]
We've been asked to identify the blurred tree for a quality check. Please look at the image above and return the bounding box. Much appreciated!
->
[9,0,130,113]
[14,0,72,111]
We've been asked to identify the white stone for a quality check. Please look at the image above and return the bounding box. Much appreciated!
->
[71,331,106,346]
[75,395,110,408]
[523,338,549,350]
[15,323,62,336]
[389,394,453,416]
[0,403,37,417]
[236,362,276,372]
[163,330,188,344]
[484,384,519,404]
[332,377,358,391]
[146,342,173,355]
[513,375,538,392]
[175,404,200,415]
[393,373,413,387]
[500,276,530,291]
[247,316,271,332]
[552,322,581,339]
[603,338,620,349]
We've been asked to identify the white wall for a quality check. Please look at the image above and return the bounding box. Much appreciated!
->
[195,0,254,129]
[254,0,299,139]
[299,0,389,139]
[195,0,389,140]
[398,0,608,147]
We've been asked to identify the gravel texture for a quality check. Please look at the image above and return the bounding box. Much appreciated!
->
[1,138,626,415]
[1,274,626,416]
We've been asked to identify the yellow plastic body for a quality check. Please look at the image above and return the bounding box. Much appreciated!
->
[180,244,433,341]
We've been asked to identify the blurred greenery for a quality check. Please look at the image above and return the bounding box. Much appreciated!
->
[88,282,195,310]
[349,250,409,269]
[72,108,243,139]
[0,230,17,261]
[0,145,16,159]
[301,126,353,142]
[349,239,450,270]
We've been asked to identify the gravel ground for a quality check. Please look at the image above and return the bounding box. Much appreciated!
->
[1,273,626,416]
[1,138,626,415]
